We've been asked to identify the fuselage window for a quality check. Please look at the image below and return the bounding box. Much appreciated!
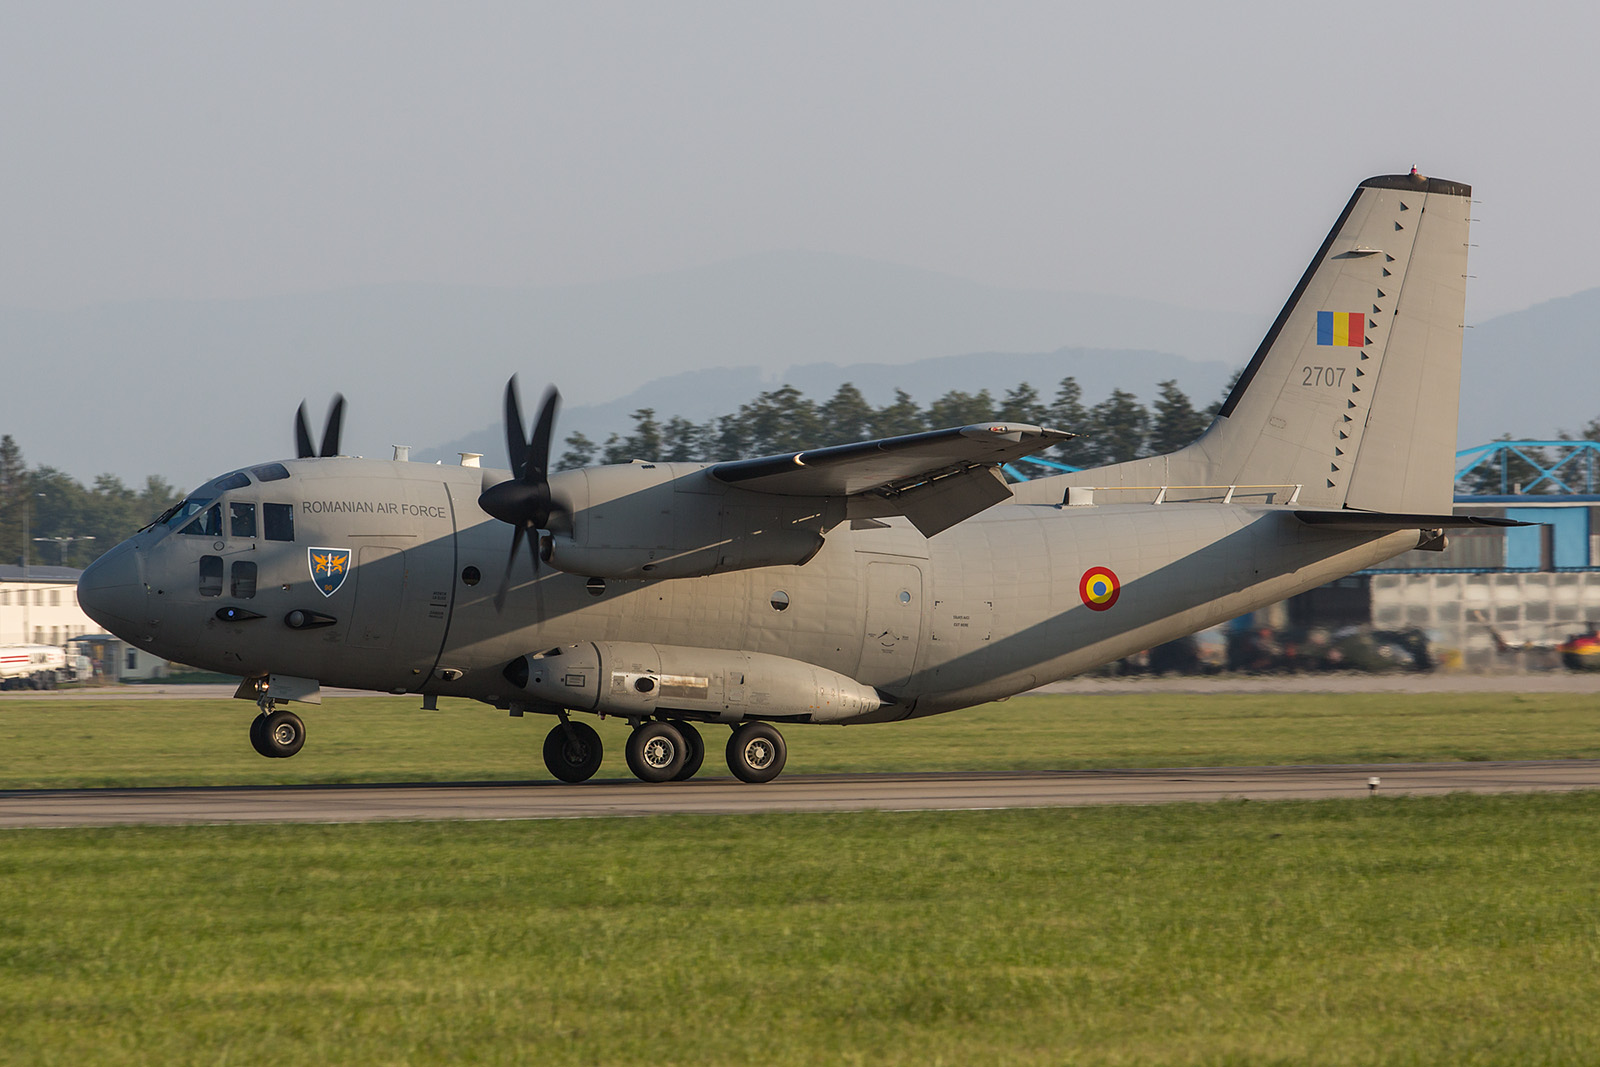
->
[264,503,294,542]
[230,502,257,538]
[199,555,224,597]
[251,463,290,482]
[231,561,258,599]
[181,504,222,537]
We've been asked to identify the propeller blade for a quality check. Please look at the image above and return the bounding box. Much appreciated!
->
[493,525,526,613]
[484,376,563,614]
[295,402,315,459]
[504,377,528,481]
[320,394,346,457]
[527,386,560,484]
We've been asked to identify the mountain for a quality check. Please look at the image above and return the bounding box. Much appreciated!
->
[1460,288,1600,443]
[2,252,1259,489]
[5,248,1590,491]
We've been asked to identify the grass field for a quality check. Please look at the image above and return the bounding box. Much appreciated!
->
[4,794,1600,1065]
[6,690,1600,1064]
[4,689,1600,789]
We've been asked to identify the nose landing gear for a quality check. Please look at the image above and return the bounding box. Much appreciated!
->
[249,708,306,758]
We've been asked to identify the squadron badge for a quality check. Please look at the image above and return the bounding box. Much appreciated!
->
[309,547,352,597]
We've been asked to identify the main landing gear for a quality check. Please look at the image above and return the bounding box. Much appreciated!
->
[540,717,788,784]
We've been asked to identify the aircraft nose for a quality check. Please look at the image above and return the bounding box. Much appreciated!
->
[77,540,148,640]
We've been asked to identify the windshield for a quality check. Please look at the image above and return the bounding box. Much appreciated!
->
[164,496,218,530]
[153,470,253,532]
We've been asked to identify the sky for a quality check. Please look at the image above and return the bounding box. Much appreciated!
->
[3,1,1596,323]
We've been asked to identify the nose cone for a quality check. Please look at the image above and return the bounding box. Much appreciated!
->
[77,539,148,640]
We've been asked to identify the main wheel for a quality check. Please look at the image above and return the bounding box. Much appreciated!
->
[726,722,787,784]
[669,720,705,781]
[248,714,273,758]
[260,709,306,758]
[625,721,686,783]
[543,721,604,783]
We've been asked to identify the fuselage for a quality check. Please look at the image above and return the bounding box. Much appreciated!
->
[78,456,1419,723]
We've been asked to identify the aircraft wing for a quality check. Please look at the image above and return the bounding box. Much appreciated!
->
[709,423,1072,537]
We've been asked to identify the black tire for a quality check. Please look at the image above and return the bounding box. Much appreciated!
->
[543,721,604,783]
[726,722,787,784]
[260,710,306,758]
[669,720,705,781]
[248,714,274,758]
[625,721,686,783]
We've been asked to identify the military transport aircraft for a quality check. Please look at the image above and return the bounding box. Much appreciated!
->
[78,171,1513,785]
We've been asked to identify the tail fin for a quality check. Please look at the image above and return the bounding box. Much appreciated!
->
[1077,173,1471,512]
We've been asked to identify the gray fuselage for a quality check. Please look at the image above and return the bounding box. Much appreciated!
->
[82,456,1417,723]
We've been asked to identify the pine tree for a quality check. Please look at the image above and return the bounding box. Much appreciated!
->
[819,383,875,445]
[557,431,598,471]
[998,383,1045,426]
[926,389,996,427]
[1047,377,1094,467]
[871,389,925,438]
[1148,380,1207,454]
[603,409,662,463]
[661,416,704,462]
[1088,389,1150,464]
[0,435,23,566]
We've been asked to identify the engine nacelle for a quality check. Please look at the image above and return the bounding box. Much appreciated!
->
[505,641,883,724]
[541,463,834,580]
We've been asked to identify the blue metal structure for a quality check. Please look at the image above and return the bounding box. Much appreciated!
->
[1455,440,1600,496]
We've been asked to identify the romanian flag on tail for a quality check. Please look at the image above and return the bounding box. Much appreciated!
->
[1316,311,1365,347]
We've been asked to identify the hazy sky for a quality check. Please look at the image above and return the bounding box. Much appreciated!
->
[3,1,1595,322]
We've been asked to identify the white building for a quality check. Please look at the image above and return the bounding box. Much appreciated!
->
[0,565,174,680]
[0,565,96,647]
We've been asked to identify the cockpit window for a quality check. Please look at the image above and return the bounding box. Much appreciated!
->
[214,471,251,492]
[264,503,294,542]
[230,502,257,538]
[251,463,290,482]
[180,504,223,537]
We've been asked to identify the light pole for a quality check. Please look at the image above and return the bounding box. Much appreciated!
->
[20,491,45,644]
[32,535,94,567]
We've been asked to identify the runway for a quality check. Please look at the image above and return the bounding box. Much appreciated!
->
[5,760,1600,828]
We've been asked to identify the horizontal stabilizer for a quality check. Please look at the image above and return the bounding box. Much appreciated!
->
[1293,510,1532,531]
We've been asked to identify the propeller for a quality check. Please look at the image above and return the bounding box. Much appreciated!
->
[295,394,347,458]
[478,376,562,611]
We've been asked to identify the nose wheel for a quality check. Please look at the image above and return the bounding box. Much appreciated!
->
[249,709,306,758]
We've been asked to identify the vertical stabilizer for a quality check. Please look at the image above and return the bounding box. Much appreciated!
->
[1074,173,1471,513]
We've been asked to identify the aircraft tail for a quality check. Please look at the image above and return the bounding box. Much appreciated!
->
[1075,172,1472,513]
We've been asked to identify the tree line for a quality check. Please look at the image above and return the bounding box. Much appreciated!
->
[0,435,184,571]
[558,376,1225,471]
[1,377,1221,569]
[13,370,1580,571]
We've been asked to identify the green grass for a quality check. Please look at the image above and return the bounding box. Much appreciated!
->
[3,691,1600,789]
[4,794,1600,1065]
